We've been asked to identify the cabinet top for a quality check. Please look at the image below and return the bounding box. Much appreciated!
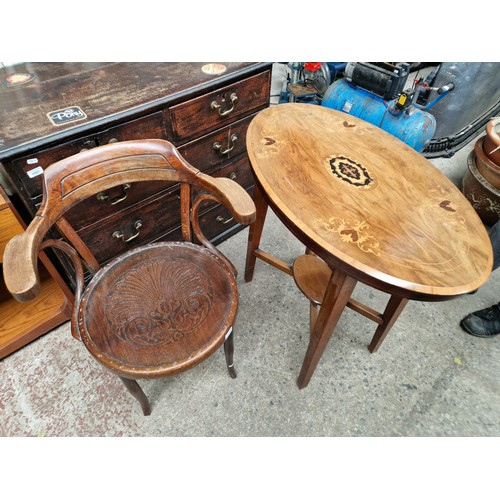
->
[0,62,271,160]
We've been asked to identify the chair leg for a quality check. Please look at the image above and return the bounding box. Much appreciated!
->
[118,376,151,416]
[224,329,237,379]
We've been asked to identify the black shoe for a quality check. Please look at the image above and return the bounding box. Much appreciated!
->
[460,302,500,338]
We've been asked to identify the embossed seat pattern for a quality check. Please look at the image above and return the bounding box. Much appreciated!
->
[80,242,237,375]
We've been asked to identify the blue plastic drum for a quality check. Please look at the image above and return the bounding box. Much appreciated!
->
[321,79,436,152]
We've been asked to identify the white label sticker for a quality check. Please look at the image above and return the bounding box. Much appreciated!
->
[27,166,44,178]
[342,101,353,113]
[26,158,39,165]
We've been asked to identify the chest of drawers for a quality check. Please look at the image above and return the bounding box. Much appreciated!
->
[0,62,272,289]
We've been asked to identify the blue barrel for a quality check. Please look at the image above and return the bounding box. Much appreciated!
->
[321,79,436,152]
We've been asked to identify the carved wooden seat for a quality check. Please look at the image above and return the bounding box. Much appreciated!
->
[3,139,255,415]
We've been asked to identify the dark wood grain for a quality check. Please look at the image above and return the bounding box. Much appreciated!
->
[168,71,271,141]
[0,62,268,157]
[0,62,272,293]
[3,139,255,413]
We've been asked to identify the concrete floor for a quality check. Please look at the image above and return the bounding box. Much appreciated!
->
[1,64,499,439]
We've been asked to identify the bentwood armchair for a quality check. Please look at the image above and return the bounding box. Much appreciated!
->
[3,139,256,415]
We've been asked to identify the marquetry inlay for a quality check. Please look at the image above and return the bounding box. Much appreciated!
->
[321,216,381,255]
[329,155,373,188]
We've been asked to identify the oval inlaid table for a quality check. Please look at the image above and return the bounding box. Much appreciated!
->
[244,103,493,389]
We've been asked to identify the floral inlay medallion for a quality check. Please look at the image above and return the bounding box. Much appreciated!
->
[329,155,373,188]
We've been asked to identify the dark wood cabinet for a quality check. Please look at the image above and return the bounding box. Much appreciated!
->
[0,62,272,290]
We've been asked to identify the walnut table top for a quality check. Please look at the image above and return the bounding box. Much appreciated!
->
[246,103,492,301]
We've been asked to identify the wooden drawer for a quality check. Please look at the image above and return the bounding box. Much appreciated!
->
[210,155,254,189]
[210,154,254,189]
[11,112,164,202]
[168,70,271,142]
[64,180,177,231]
[11,135,97,201]
[95,112,165,145]
[192,155,253,209]
[178,114,254,172]
[78,188,181,264]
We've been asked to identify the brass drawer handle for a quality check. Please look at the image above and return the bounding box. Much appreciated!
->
[216,215,234,225]
[112,219,143,242]
[79,140,95,152]
[213,134,238,155]
[210,92,238,117]
[97,183,131,205]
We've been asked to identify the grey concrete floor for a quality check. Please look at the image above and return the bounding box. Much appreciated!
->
[1,65,499,441]
[1,194,499,438]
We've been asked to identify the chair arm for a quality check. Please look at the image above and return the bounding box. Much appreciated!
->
[3,230,42,302]
[209,177,256,225]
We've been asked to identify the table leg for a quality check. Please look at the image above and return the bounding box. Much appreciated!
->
[244,182,269,283]
[297,268,357,389]
[368,295,409,353]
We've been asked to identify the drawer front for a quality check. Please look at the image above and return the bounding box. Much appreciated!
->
[95,112,165,145]
[78,189,181,264]
[11,136,98,201]
[64,181,177,231]
[168,70,271,142]
[10,112,164,202]
[210,154,254,189]
[192,155,253,209]
[178,115,253,172]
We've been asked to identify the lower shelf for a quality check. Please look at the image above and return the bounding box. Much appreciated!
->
[0,276,70,359]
